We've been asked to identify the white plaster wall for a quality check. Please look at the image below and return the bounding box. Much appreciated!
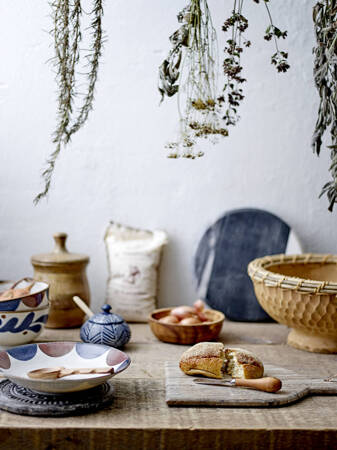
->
[0,0,335,312]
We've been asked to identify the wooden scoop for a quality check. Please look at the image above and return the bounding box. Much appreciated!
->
[0,278,36,301]
[193,376,282,393]
[28,366,114,380]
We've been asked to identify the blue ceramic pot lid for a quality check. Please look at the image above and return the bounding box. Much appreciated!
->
[88,305,125,325]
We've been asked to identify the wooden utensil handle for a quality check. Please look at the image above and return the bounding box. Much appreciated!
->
[10,277,35,290]
[235,377,282,393]
[73,296,94,318]
[28,366,115,379]
[57,367,114,378]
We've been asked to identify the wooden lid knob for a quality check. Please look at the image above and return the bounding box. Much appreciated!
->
[53,233,68,254]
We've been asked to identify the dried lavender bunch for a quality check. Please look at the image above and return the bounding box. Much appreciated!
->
[34,0,104,204]
[312,1,337,212]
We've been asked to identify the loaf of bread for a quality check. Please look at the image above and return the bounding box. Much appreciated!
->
[179,342,264,379]
[179,342,224,379]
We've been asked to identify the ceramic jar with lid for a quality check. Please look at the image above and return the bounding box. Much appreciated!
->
[80,304,131,348]
[31,233,90,328]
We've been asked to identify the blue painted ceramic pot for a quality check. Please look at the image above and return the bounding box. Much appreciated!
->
[80,305,131,348]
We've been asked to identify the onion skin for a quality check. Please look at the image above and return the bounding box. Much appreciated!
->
[170,306,196,320]
[179,317,201,325]
[193,300,208,321]
[159,315,180,324]
[194,299,205,312]
[195,310,208,322]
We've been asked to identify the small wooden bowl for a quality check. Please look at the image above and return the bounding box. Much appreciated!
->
[148,307,224,344]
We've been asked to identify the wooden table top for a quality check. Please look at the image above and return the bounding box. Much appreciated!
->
[1,321,337,450]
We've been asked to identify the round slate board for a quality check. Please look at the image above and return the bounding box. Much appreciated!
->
[0,379,114,416]
[194,208,301,321]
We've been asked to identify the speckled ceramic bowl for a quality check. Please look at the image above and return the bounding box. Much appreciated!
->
[0,305,49,348]
[0,280,49,312]
[0,341,131,393]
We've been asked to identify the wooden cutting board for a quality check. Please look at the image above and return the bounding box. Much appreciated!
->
[165,362,337,407]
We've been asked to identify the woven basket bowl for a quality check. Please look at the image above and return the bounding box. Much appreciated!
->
[248,254,337,354]
[149,308,224,344]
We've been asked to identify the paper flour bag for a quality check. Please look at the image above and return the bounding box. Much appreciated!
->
[104,222,168,322]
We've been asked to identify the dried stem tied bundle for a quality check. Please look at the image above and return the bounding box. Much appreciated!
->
[159,0,220,158]
[34,0,104,204]
[312,1,337,211]
[159,0,289,158]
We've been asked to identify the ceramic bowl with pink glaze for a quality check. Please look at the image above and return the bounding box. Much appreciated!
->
[0,341,131,393]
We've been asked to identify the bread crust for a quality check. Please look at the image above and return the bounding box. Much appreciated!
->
[179,342,224,379]
[179,343,264,379]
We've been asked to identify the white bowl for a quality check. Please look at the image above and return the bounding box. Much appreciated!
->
[0,280,49,312]
[0,341,131,393]
[0,305,49,347]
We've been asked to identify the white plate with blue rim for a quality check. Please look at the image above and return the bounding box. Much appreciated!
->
[0,341,131,393]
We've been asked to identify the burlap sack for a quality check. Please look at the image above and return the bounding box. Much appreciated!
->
[104,222,168,322]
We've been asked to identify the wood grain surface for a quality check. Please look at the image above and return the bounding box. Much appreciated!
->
[166,362,337,406]
[0,322,336,450]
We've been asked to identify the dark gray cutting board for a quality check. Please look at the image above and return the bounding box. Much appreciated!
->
[194,208,301,321]
[165,362,337,407]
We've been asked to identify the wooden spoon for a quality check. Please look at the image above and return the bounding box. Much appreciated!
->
[72,296,94,318]
[28,366,114,380]
[0,278,36,301]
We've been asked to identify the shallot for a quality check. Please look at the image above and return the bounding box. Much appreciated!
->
[157,300,210,326]
[180,317,201,325]
[193,300,208,322]
[159,315,180,324]
[170,306,196,320]
[194,299,205,312]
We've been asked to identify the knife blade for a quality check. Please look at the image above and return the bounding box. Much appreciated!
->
[193,378,236,387]
[193,376,282,393]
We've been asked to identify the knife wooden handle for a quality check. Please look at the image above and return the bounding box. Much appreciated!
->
[234,377,282,393]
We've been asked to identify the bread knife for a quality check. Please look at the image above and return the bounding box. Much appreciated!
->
[193,377,282,393]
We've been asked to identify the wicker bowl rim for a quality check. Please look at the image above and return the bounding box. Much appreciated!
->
[248,253,337,295]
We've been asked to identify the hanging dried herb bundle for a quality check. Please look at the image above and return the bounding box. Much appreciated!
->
[159,0,289,158]
[312,1,337,212]
[221,0,289,128]
[34,0,104,204]
[159,0,222,158]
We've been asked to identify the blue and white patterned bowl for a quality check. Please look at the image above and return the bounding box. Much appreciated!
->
[0,280,49,312]
[0,341,131,393]
[0,306,49,348]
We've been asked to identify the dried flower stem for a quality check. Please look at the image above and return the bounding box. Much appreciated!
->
[312,0,337,211]
[160,0,289,158]
[34,0,104,204]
